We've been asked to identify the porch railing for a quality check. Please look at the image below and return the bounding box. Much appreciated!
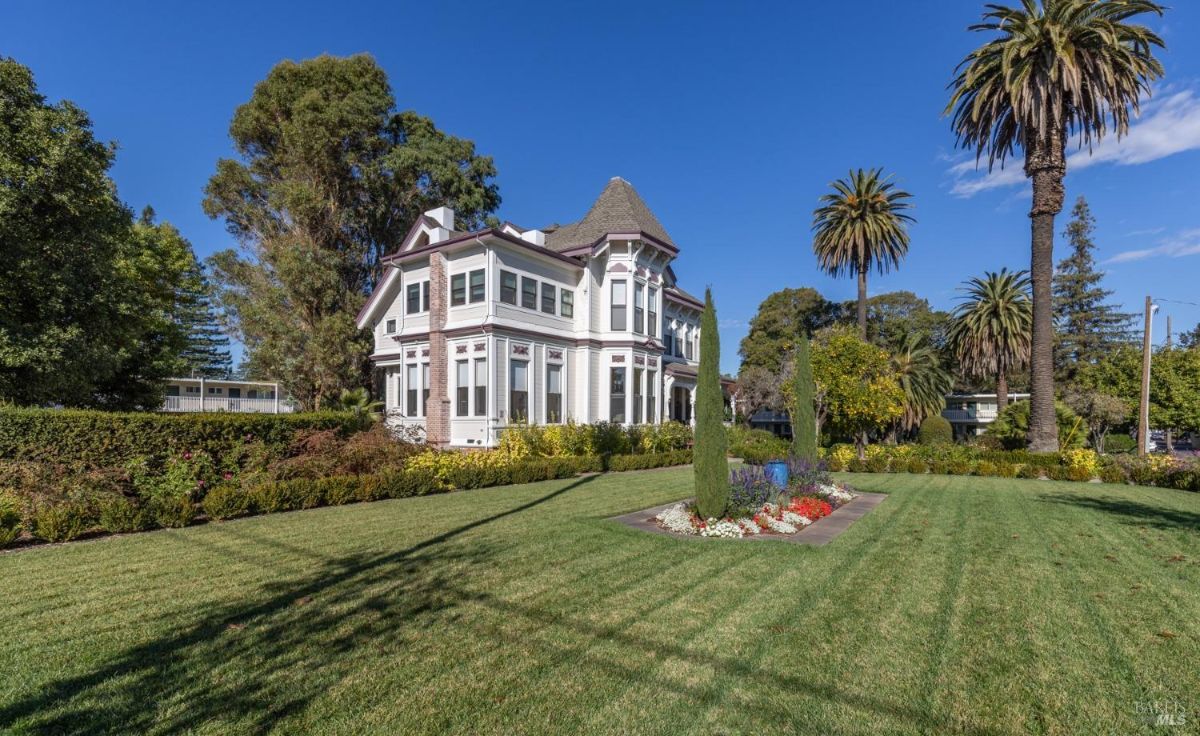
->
[162,396,295,414]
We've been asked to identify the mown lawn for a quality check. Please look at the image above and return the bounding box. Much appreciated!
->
[1,469,1197,735]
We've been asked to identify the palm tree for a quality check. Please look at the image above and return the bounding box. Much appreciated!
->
[331,387,384,420]
[891,333,954,436]
[947,0,1166,452]
[948,269,1033,410]
[812,168,914,339]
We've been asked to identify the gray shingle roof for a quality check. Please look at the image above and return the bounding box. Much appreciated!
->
[544,177,675,252]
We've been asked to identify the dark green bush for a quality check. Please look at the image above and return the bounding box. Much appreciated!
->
[865,454,889,473]
[1099,464,1127,484]
[847,457,868,473]
[1017,464,1043,480]
[1101,434,1136,454]
[947,460,972,475]
[607,450,692,472]
[150,496,196,528]
[32,502,91,542]
[1046,465,1071,482]
[975,461,997,477]
[730,442,789,465]
[995,463,1019,479]
[917,416,953,446]
[1066,465,1094,483]
[0,407,369,467]
[201,484,251,520]
[97,496,151,533]
[905,459,928,474]
[929,461,949,475]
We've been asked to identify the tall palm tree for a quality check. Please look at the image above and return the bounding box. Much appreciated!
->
[812,168,914,339]
[948,269,1033,410]
[946,0,1166,452]
[891,332,954,435]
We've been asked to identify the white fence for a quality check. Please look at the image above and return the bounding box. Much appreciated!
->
[162,396,295,414]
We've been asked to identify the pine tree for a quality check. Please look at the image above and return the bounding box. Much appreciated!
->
[791,335,817,462]
[176,255,232,378]
[1053,197,1135,382]
[694,288,730,519]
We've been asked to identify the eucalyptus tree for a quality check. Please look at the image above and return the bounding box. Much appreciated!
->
[946,0,1166,451]
[948,269,1033,410]
[812,168,914,339]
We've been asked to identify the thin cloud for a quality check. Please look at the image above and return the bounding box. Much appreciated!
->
[1105,228,1200,264]
[948,88,1200,197]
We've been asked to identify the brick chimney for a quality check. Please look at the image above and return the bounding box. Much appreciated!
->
[425,252,451,448]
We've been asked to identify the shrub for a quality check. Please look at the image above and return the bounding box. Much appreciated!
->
[865,454,889,473]
[1018,464,1043,480]
[1066,465,1094,483]
[150,495,196,528]
[97,496,151,533]
[917,416,953,446]
[1046,465,1071,482]
[1101,433,1136,454]
[791,335,818,462]
[731,442,788,465]
[847,457,868,473]
[0,492,23,547]
[201,484,251,520]
[947,460,972,475]
[786,456,831,489]
[975,461,997,477]
[1061,449,1099,479]
[728,466,777,515]
[32,502,91,542]
[986,400,1085,451]
[0,407,369,467]
[608,451,692,472]
[929,461,949,475]
[1099,464,1127,484]
[905,458,928,474]
[995,463,1019,479]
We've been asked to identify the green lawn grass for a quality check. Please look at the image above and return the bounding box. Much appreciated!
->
[1,470,1197,735]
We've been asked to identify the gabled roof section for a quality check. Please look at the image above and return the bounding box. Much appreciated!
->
[544,177,676,252]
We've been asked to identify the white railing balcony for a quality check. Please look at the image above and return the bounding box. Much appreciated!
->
[162,396,295,414]
[942,408,998,423]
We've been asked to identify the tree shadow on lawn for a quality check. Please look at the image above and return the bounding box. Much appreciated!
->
[1036,492,1200,532]
[2,472,996,735]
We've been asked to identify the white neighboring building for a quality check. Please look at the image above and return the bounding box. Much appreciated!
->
[162,377,296,414]
[942,392,1029,441]
[357,177,714,449]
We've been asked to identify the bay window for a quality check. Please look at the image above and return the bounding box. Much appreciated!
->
[541,283,556,314]
[510,360,529,423]
[500,271,518,305]
[406,364,418,416]
[611,281,627,331]
[469,269,485,303]
[546,364,562,423]
[610,367,626,423]
[634,283,645,334]
[646,370,657,423]
[474,358,487,416]
[633,367,644,424]
[450,273,467,306]
[648,288,658,338]
[456,360,469,416]
[560,289,574,318]
[521,277,537,310]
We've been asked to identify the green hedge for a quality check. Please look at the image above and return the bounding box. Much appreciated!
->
[0,407,370,466]
[607,450,692,472]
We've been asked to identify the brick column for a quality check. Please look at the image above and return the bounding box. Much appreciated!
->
[426,252,451,448]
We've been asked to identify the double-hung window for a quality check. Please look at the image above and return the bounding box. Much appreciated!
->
[610,367,626,423]
[633,367,644,424]
[633,283,645,334]
[406,284,421,314]
[541,283,556,314]
[422,364,430,415]
[455,360,469,416]
[560,290,574,318]
[686,336,694,361]
[510,360,529,422]
[521,277,537,310]
[406,364,418,416]
[676,335,684,358]
[646,370,657,423]
[474,359,487,416]
[664,328,673,355]
[422,281,430,312]
[611,281,627,331]
[546,364,562,424]
[500,271,518,305]
[450,274,467,307]
[469,269,485,303]
[648,288,658,338]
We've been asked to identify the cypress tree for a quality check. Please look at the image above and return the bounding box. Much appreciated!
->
[791,334,817,462]
[1053,196,1135,381]
[694,288,730,519]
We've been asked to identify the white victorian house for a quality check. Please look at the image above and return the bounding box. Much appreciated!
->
[357,177,711,449]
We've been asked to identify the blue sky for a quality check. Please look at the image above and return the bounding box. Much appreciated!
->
[6,0,1200,374]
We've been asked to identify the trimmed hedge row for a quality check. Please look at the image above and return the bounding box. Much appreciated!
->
[607,449,692,472]
[0,407,370,466]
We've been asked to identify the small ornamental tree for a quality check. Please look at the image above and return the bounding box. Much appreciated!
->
[791,335,818,462]
[812,326,904,459]
[694,288,730,519]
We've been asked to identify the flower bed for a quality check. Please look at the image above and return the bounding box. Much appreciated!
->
[651,459,857,539]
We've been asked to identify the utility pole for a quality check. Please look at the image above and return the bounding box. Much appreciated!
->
[1138,296,1153,457]
[1166,315,1173,348]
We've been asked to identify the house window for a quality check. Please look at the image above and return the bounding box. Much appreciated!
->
[546,364,562,424]
[500,271,518,305]
[406,364,418,415]
[407,284,420,314]
[663,328,673,355]
[675,335,684,357]
[611,280,627,331]
[633,367,644,424]
[634,283,645,334]
[469,269,485,303]
[185,386,200,394]
[385,319,396,334]
[610,367,626,423]
[560,290,574,318]
[208,387,223,395]
[541,283,556,314]
[451,273,467,306]
[456,360,469,416]
[648,288,658,338]
[646,370,657,423]
[687,336,695,361]
[422,281,430,312]
[422,364,430,416]
[510,360,529,423]
[521,277,537,310]
[474,358,487,416]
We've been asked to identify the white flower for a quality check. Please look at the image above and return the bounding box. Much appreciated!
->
[737,518,759,535]
[699,519,744,538]
[817,483,855,503]
[761,515,798,534]
[656,504,697,535]
[781,510,812,527]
